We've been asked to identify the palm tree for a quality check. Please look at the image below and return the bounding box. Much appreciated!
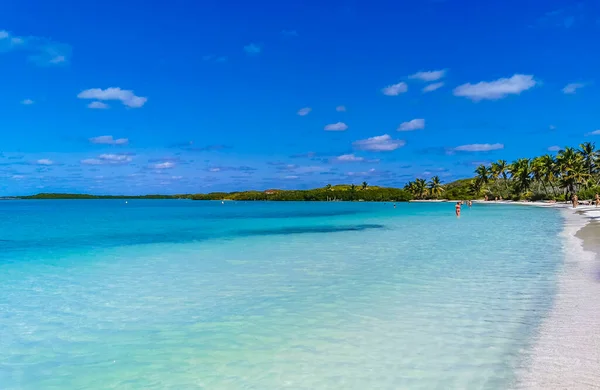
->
[325,184,332,190]
[509,158,532,196]
[414,178,428,199]
[539,154,558,197]
[491,160,509,196]
[531,156,548,195]
[428,176,444,199]
[474,165,490,194]
[362,181,368,190]
[557,147,588,198]
[578,142,598,179]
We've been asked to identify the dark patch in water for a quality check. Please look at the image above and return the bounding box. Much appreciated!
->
[210,210,364,220]
[238,224,385,236]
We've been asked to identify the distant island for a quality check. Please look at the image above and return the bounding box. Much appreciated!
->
[10,142,600,203]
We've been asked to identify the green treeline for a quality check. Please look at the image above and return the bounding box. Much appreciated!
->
[404,142,600,201]
[190,184,412,202]
[18,193,186,200]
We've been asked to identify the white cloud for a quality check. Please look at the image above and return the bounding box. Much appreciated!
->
[347,168,377,176]
[36,159,53,165]
[382,82,408,96]
[549,125,556,130]
[548,146,561,152]
[244,43,261,55]
[409,69,446,82]
[209,167,221,172]
[81,154,133,165]
[284,175,299,179]
[77,87,147,108]
[422,82,444,93]
[453,74,536,101]
[324,122,348,131]
[171,176,183,180]
[0,29,70,65]
[562,82,585,94]
[297,107,311,116]
[398,118,425,131]
[336,154,364,162]
[353,134,406,152]
[587,129,600,136]
[89,135,128,145]
[150,161,175,169]
[88,101,109,109]
[453,143,504,152]
[21,99,34,105]
[336,105,346,112]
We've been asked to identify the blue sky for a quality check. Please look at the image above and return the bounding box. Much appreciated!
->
[1,0,599,195]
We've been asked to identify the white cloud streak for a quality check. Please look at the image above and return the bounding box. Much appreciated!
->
[324,122,348,131]
[409,69,446,82]
[381,82,408,96]
[297,107,311,116]
[422,82,444,93]
[36,159,54,165]
[89,135,129,145]
[353,134,405,152]
[398,118,425,131]
[453,74,536,101]
[150,162,175,169]
[88,101,109,109]
[453,143,504,152]
[81,154,133,165]
[78,87,147,108]
[335,154,364,162]
[562,83,585,94]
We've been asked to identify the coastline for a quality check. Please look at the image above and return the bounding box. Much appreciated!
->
[513,204,600,389]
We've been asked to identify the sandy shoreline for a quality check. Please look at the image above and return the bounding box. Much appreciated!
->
[494,202,600,389]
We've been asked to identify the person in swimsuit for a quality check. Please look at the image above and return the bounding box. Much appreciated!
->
[595,193,599,207]
[572,194,578,208]
[455,202,461,217]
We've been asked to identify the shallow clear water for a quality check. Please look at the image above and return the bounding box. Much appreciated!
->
[0,200,563,389]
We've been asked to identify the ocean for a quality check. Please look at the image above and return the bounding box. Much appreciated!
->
[0,200,564,389]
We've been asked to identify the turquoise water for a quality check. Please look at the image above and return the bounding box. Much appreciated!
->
[0,200,563,389]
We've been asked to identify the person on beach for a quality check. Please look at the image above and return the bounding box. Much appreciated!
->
[467,200,472,208]
[595,193,599,207]
[455,202,461,217]
[572,194,578,208]
[484,195,488,201]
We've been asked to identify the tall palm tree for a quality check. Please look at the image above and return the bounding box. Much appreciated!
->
[509,158,532,195]
[539,154,558,197]
[414,178,428,199]
[474,165,490,193]
[531,157,548,195]
[556,147,588,198]
[491,159,509,197]
[578,142,598,178]
[428,176,444,198]
[362,181,368,190]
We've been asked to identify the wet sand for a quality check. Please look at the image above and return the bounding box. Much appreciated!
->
[516,207,600,389]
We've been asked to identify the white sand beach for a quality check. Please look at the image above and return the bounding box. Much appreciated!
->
[495,202,600,389]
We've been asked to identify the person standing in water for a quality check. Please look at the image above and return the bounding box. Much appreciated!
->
[455,202,461,217]
[572,194,578,208]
